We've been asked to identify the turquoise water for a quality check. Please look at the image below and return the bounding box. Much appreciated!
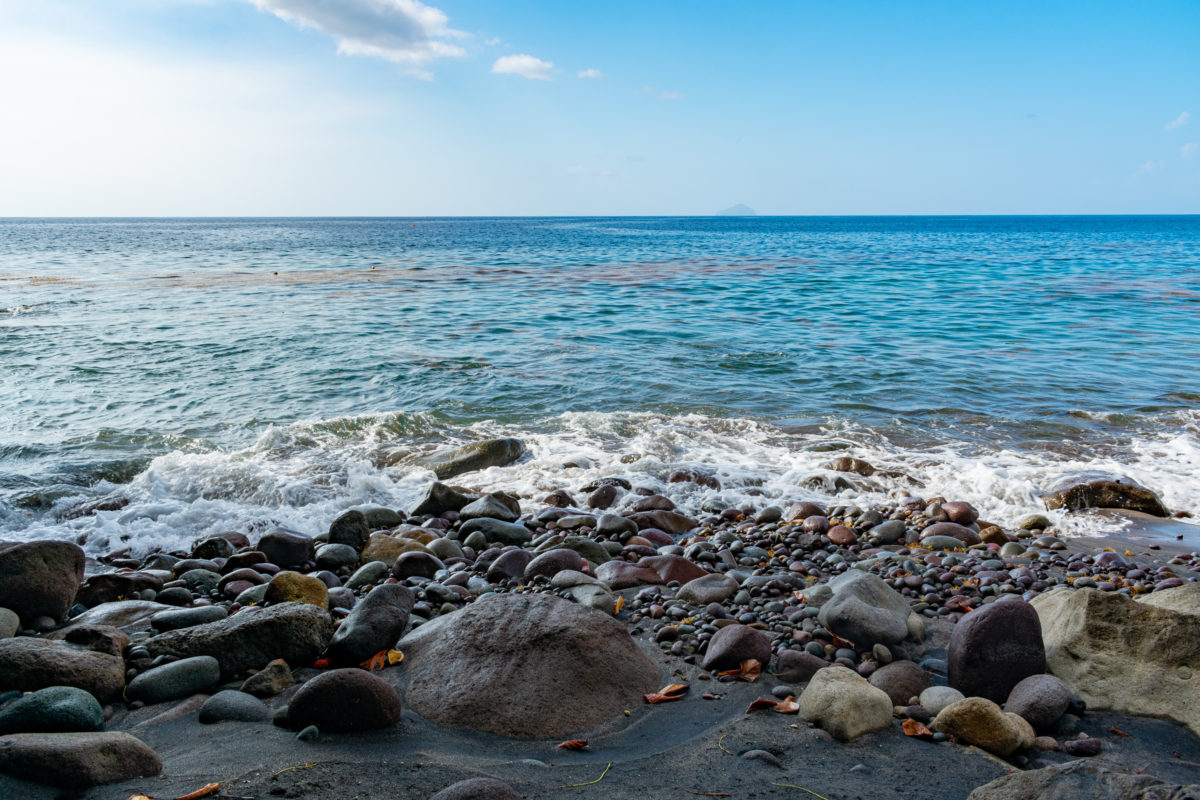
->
[2,217,1198,553]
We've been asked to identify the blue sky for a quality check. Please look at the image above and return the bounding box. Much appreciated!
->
[0,0,1197,215]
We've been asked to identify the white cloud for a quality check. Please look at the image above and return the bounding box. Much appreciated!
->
[1183,142,1199,159]
[639,85,683,100]
[1165,111,1191,131]
[577,68,603,79]
[1134,159,1165,177]
[250,0,466,77]
[492,54,554,81]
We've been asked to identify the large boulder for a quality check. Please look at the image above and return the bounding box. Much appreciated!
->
[0,732,161,788]
[0,638,124,702]
[287,668,402,732]
[797,666,893,742]
[256,529,314,569]
[126,656,221,705]
[458,493,520,523]
[143,602,333,679]
[399,593,658,738]
[411,438,526,480]
[948,597,1044,703]
[0,540,85,624]
[966,760,1174,800]
[1042,472,1169,517]
[409,482,477,516]
[817,569,911,647]
[1031,584,1200,735]
[325,584,414,666]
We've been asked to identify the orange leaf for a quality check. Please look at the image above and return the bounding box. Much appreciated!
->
[745,696,799,714]
[1109,726,1130,738]
[128,796,154,800]
[745,697,778,713]
[556,739,589,750]
[902,719,934,739]
[614,596,625,615]
[829,633,857,650]
[739,659,762,681]
[173,784,221,800]
[387,649,404,666]
[359,651,388,672]
[644,683,689,704]
[311,658,331,669]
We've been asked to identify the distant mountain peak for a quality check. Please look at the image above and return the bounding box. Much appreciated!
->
[716,203,756,216]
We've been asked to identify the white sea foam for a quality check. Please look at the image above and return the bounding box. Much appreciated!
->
[5,410,1198,557]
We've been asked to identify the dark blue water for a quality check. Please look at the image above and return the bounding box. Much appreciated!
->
[2,216,1198,553]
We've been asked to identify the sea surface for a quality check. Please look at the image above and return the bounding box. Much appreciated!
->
[1,216,1198,556]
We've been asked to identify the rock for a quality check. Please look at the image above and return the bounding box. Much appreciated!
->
[359,506,403,530]
[345,561,392,590]
[0,686,104,734]
[965,760,1172,800]
[0,638,124,702]
[410,482,477,516]
[1016,514,1052,531]
[1005,674,1071,731]
[1063,736,1102,757]
[1031,584,1200,735]
[316,543,360,570]
[627,510,699,535]
[593,560,663,590]
[775,650,829,684]
[399,592,657,738]
[429,777,523,800]
[392,551,445,581]
[361,533,425,564]
[198,690,269,723]
[524,548,583,581]
[825,457,876,476]
[596,513,638,537]
[52,600,167,634]
[127,655,221,704]
[919,686,965,716]
[143,602,333,679]
[539,535,610,565]
[932,697,1026,756]
[240,658,294,697]
[868,660,931,706]
[566,583,616,614]
[177,568,221,593]
[948,597,1044,703]
[150,605,228,632]
[868,520,907,545]
[287,668,402,732]
[328,511,371,549]
[1042,473,1169,517]
[412,438,526,480]
[0,608,17,639]
[326,584,414,666]
[191,536,234,560]
[264,571,328,609]
[543,489,575,508]
[0,540,85,625]
[459,492,521,523]
[817,570,911,648]
[742,749,782,767]
[677,573,739,605]
[60,624,130,658]
[0,731,161,788]
[827,525,857,546]
[257,529,315,569]
[942,501,979,525]
[920,522,981,546]
[636,554,707,585]
[632,494,676,512]
[459,518,532,546]
[797,666,893,741]
[587,484,620,509]
[701,624,772,672]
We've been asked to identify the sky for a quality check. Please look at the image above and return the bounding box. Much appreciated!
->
[0,0,1197,216]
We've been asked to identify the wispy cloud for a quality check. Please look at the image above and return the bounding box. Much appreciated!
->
[250,0,466,79]
[577,68,603,79]
[1134,159,1165,178]
[639,85,683,100]
[492,53,554,81]
[1183,142,1198,160]
[1165,111,1191,131]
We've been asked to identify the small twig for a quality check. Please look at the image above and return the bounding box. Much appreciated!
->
[717,733,732,755]
[770,784,832,800]
[564,762,611,788]
[271,761,320,778]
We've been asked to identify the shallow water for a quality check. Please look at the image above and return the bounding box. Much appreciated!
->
[2,216,1198,554]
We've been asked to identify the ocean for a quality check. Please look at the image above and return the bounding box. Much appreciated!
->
[2,216,1198,556]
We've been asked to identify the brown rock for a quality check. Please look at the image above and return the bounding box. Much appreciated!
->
[0,540,85,624]
[264,571,328,609]
[0,732,161,788]
[287,668,402,732]
[0,638,125,702]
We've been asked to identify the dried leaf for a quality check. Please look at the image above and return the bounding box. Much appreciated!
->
[829,633,857,650]
[745,697,779,713]
[127,796,154,800]
[173,784,221,800]
[902,718,934,739]
[613,596,625,615]
[311,658,331,669]
[644,683,689,704]
[739,659,762,681]
[745,696,799,714]
[1109,726,1130,738]
[387,649,404,665]
[557,739,589,750]
[360,651,387,671]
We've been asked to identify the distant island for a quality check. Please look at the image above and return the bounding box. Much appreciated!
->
[716,203,756,216]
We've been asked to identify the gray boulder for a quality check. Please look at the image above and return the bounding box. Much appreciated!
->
[150,605,228,632]
[701,624,772,672]
[868,660,932,706]
[817,569,911,647]
[458,518,532,546]
[328,510,370,549]
[1042,472,1169,517]
[1004,673,1071,731]
[143,602,333,678]
[399,593,657,738]
[0,732,161,788]
[0,540,85,624]
[797,666,892,741]
[325,584,414,666]
[409,482,477,516]
[198,690,269,723]
[677,573,739,605]
[458,492,521,523]
[0,686,104,734]
[0,638,124,702]
[411,438,526,480]
[429,777,523,800]
[966,760,1171,800]
[127,655,221,705]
